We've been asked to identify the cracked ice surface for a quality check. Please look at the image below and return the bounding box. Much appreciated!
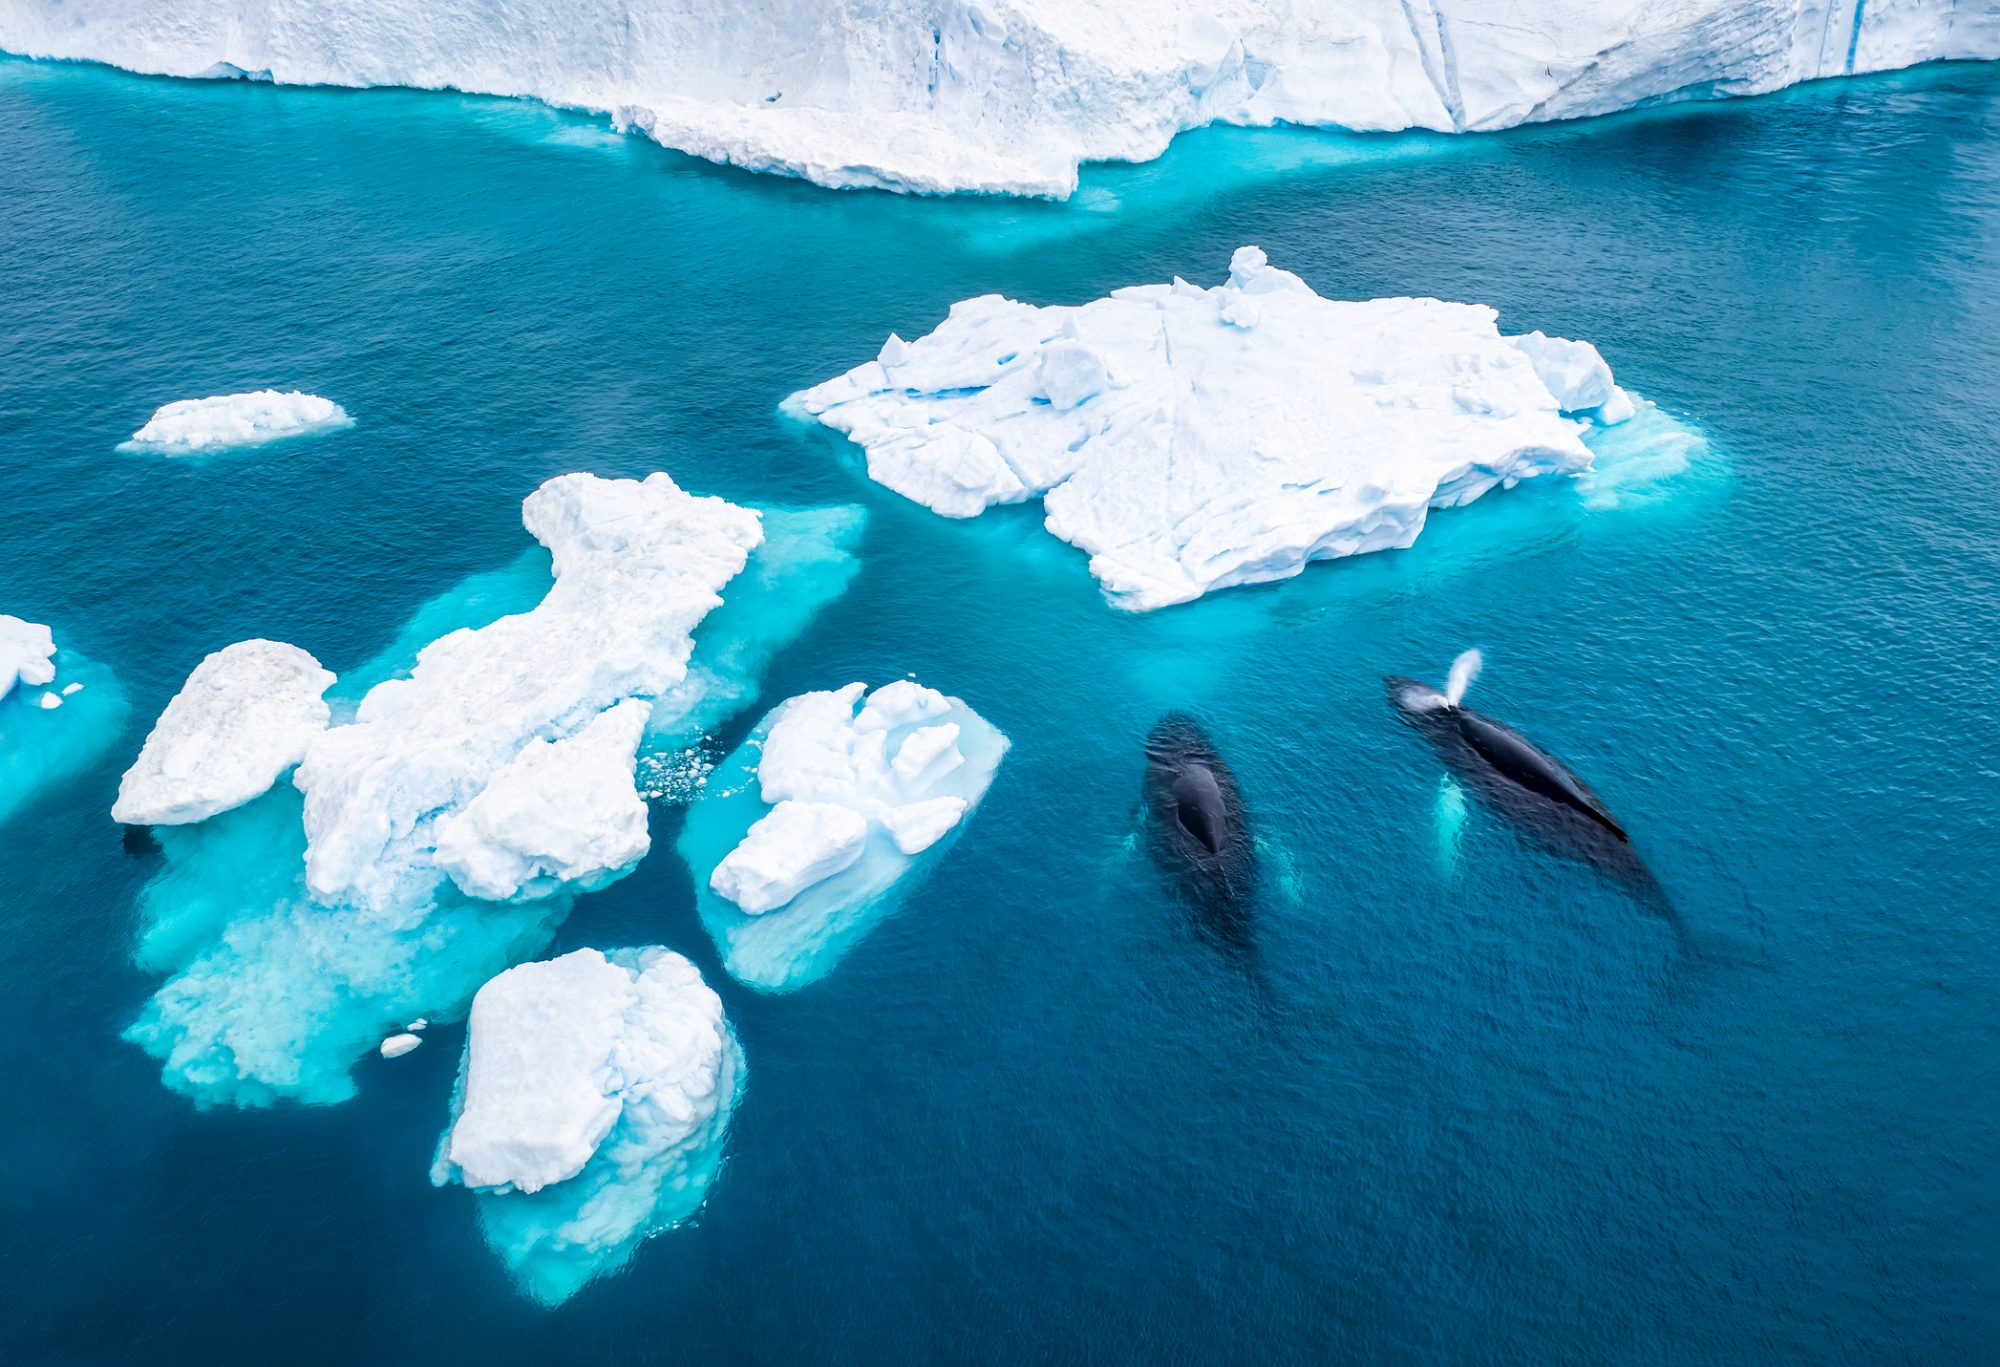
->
[681,680,1008,992]
[795,247,1646,610]
[431,947,743,1306]
[3,2,1992,196]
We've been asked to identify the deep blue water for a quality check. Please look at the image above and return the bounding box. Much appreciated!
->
[3,55,1998,1365]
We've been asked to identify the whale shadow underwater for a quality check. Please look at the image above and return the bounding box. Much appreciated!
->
[1142,712,1261,962]
[1387,651,1692,948]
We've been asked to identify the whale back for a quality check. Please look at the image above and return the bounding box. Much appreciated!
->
[1172,763,1228,854]
[1454,709,1627,839]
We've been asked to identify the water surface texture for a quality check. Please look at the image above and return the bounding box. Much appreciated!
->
[2,58,1997,1365]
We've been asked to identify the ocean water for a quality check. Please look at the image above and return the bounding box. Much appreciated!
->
[2,54,1998,1365]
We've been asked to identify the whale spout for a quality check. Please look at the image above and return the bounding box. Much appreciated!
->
[1444,648,1483,708]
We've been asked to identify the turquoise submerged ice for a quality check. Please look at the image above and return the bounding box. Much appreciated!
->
[431,947,744,1307]
[681,681,1008,992]
[124,486,864,1106]
[0,634,127,829]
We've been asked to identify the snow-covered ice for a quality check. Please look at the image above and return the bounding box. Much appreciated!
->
[432,947,743,1305]
[379,1032,422,1058]
[121,390,352,454]
[112,640,335,826]
[294,471,761,914]
[5,2,1992,197]
[796,247,1651,609]
[1,616,56,700]
[682,680,1008,991]
[432,699,654,902]
[123,479,864,1108]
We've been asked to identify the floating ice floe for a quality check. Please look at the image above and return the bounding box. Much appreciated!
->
[432,947,743,1306]
[121,390,353,454]
[379,1032,422,1059]
[112,640,335,826]
[124,478,864,1107]
[0,616,56,700]
[4,1,1992,196]
[681,679,1007,992]
[0,622,128,830]
[794,246,1667,610]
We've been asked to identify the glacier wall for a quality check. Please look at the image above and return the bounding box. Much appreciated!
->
[1,1,1992,195]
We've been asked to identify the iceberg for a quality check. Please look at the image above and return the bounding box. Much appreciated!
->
[795,246,1656,610]
[123,478,864,1107]
[431,947,743,1306]
[294,471,761,914]
[4,1,1992,197]
[120,390,353,454]
[1,615,56,699]
[111,639,334,826]
[0,628,127,829]
[681,680,1008,992]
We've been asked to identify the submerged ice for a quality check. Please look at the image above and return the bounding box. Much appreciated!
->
[432,947,743,1306]
[0,622,126,829]
[4,2,1993,196]
[796,247,1643,610]
[123,474,865,1106]
[682,680,1007,992]
[121,390,352,454]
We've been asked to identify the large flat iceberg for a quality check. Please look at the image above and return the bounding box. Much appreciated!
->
[795,246,1646,609]
[432,947,743,1306]
[681,679,1007,991]
[123,476,863,1107]
[4,2,1992,196]
[120,390,352,454]
[112,639,334,826]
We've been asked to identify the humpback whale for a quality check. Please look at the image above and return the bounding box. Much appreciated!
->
[1388,651,1648,884]
[1143,713,1255,927]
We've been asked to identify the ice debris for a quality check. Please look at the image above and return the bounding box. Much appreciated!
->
[379,1033,422,1059]
[0,616,56,699]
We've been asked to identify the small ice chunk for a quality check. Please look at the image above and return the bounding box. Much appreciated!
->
[113,640,335,826]
[406,1018,430,1032]
[123,390,353,454]
[1507,331,1632,420]
[39,692,62,710]
[61,682,83,696]
[379,1033,422,1058]
[710,799,869,914]
[1,616,57,700]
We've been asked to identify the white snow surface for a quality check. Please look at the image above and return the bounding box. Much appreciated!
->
[379,1032,422,1058]
[123,390,352,453]
[796,247,1630,609]
[433,947,735,1196]
[3,1,1991,197]
[294,471,762,912]
[0,616,57,700]
[709,680,985,914]
[432,698,654,902]
[112,639,335,826]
